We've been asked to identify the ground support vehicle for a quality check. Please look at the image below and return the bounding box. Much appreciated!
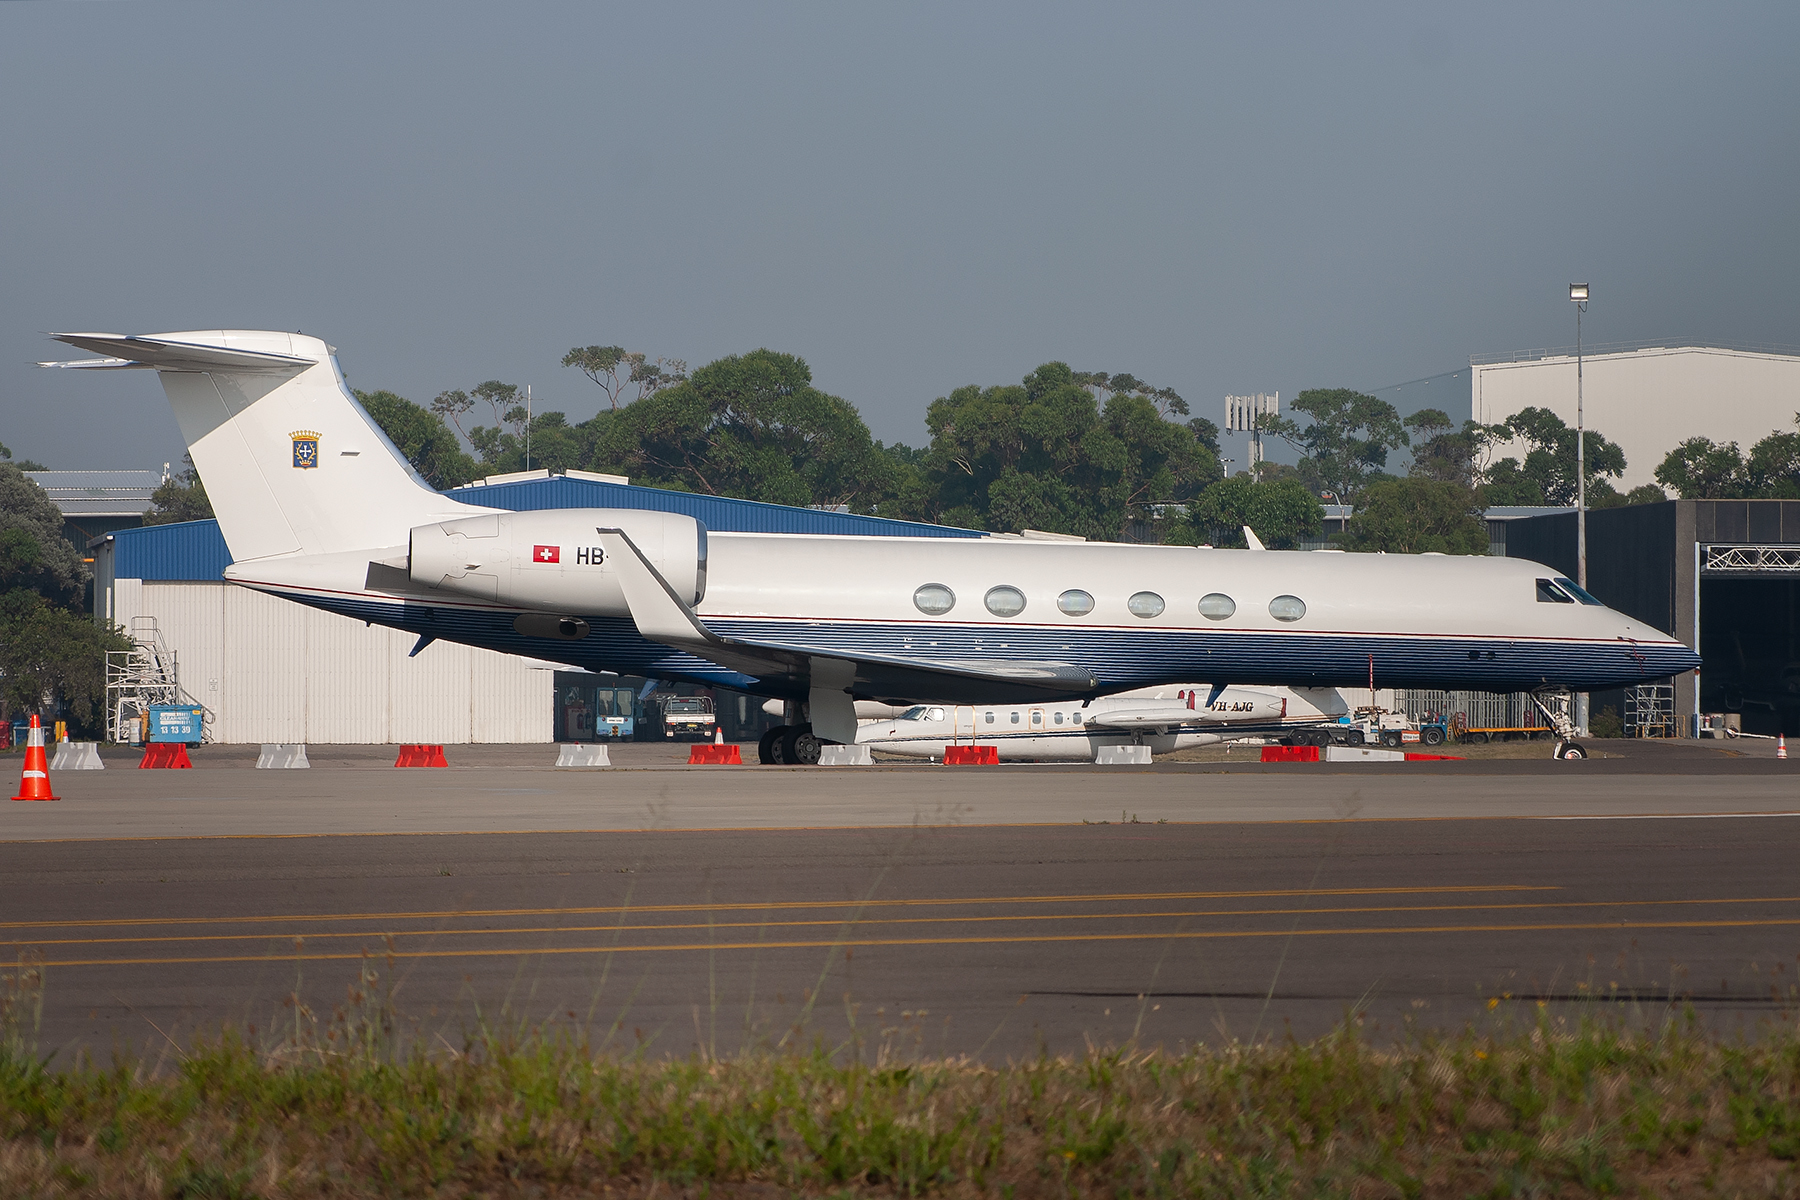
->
[658,695,717,741]
[1448,712,1551,744]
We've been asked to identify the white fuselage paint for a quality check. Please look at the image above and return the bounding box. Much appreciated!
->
[48,329,1703,707]
[855,684,1348,761]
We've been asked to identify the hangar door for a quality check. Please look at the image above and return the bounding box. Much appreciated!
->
[1698,545,1800,737]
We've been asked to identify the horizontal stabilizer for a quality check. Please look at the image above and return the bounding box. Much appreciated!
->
[36,357,154,371]
[42,333,313,373]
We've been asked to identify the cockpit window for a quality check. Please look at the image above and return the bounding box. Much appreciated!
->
[1554,577,1604,606]
[897,706,929,720]
[1536,578,1575,603]
[927,707,945,721]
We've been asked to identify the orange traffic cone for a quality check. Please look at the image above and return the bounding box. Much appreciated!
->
[1779,735,1787,760]
[713,728,724,745]
[11,715,59,802]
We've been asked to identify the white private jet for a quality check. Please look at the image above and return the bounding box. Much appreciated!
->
[851,684,1350,762]
[43,330,1700,762]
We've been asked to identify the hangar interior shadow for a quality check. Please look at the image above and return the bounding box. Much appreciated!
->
[1701,578,1800,736]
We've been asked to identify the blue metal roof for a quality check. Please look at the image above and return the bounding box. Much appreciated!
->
[108,519,234,582]
[451,475,981,539]
[108,476,981,581]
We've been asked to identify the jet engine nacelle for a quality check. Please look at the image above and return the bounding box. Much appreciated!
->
[409,508,706,616]
[1185,687,1287,722]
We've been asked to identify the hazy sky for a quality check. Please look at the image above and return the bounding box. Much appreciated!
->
[3,2,1796,475]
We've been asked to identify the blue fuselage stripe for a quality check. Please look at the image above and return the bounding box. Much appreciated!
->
[274,590,1692,697]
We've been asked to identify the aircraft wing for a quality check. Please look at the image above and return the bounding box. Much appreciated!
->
[41,333,313,373]
[595,528,1098,702]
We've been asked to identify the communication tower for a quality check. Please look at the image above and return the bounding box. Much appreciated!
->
[1224,393,1279,479]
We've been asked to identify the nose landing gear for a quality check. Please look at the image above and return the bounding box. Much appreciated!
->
[1531,689,1588,761]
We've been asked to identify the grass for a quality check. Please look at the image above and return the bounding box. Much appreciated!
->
[4,955,1800,1197]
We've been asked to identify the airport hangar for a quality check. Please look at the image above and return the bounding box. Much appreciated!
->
[1471,339,1800,490]
[1466,339,1800,737]
[89,470,981,746]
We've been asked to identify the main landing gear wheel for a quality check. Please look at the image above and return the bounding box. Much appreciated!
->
[758,727,785,765]
[782,725,823,766]
[1554,741,1588,760]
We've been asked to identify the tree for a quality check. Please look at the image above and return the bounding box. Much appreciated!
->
[580,349,898,511]
[1172,477,1323,549]
[0,465,84,605]
[1261,388,1409,506]
[1347,477,1490,555]
[562,346,688,411]
[0,588,127,730]
[1483,407,1626,506]
[0,464,127,731]
[1651,417,1800,500]
[1073,371,1190,418]
[1404,408,1495,488]
[144,455,214,525]
[912,362,1219,538]
[0,441,46,471]
[1654,437,1749,499]
[355,390,480,488]
[1745,418,1800,498]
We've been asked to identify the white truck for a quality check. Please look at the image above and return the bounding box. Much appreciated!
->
[658,695,717,741]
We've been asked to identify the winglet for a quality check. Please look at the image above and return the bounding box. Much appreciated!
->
[1243,526,1266,551]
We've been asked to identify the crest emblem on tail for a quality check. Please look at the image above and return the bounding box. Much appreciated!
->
[290,430,320,469]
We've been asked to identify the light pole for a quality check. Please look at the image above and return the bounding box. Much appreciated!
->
[1570,284,1589,588]
[1570,282,1590,738]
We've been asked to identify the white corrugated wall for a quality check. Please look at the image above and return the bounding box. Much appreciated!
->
[126,581,552,743]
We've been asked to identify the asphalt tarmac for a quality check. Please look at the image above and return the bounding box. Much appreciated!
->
[3,739,1798,1062]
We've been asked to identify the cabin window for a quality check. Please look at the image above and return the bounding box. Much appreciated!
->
[1127,591,1165,618]
[1269,595,1306,622]
[1030,710,1043,727]
[914,583,956,615]
[1198,593,1235,620]
[1535,578,1574,604]
[1555,577,1604,606]
[1073,712,1084,724]
[1010,711,1020,724]
[984,711,995,724]
[985,585,1027,617]
[1054,711,1064,725]
[1057,589,1095,616]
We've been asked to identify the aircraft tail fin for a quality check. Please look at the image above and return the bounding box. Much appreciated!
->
[44,331,492,562]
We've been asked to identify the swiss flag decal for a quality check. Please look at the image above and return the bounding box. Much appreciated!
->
[533,545,560,563]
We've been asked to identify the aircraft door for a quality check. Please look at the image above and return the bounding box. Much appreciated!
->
[953,706,975,743]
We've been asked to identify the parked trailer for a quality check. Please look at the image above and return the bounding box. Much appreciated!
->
[1448,712,1551,743]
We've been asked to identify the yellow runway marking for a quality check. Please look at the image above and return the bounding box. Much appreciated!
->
[8,894,1800,950]
[0,885,1555,933]
[22,916,1800,969]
